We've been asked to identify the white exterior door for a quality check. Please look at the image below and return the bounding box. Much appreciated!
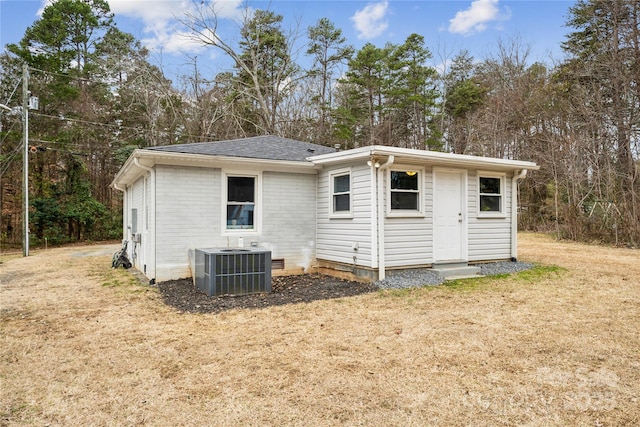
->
[434,169,466,262]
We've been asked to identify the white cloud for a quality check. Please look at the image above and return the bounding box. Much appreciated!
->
[448,0,509,35]
[37,0,54,16]
[37,0,243,55]
[350,0,389,40]
[141,30,204,56]
[108,0,246,54]
[108,0,245,25]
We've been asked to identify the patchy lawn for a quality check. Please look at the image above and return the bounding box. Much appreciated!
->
[1,233,638,426]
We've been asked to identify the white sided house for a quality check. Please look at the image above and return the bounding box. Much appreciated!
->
[111,136,539,283]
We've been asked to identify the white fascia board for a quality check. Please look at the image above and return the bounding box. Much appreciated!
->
[309,145,539,171]
[111,150,319,189]
[307,146,375,165]
[148,150,319,172]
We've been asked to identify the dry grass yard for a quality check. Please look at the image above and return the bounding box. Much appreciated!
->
[1,233,638,426]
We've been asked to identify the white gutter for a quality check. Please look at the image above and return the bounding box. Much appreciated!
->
[113,150,320,189]
[376,155,394,281]
[511,169,528,260]
[310,145,539,172]
[134,156,153,175]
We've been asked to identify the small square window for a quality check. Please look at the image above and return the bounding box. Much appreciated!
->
[478,175,504,215]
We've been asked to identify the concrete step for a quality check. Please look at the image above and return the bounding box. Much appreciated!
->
[432,261,469,269]
[432,264,482,280]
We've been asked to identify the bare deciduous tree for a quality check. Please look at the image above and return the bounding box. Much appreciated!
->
[182,4,300,135]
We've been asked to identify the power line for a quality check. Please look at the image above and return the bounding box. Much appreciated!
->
[30,111,218,142]
[4,78,21,106]
[0,118,20,146]
[26,67,219,138]
[31,111,144,132]
[9,66,223,146]
[28,66,93,82]
[30,112,190,140]
[0,142,23,177]
[23,67,162,134]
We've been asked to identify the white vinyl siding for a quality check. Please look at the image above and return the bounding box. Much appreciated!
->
[317,165,373,267]
[384,167,433,267]
[467,171,513,261]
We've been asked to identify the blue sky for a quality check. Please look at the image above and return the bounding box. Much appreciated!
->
[1,0,576,81]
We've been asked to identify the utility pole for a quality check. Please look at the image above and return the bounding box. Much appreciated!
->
[22,63,29,257]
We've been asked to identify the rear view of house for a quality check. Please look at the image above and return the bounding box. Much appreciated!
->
[111,136,538,284]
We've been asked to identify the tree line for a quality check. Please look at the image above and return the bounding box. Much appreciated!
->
[1,0,638,248]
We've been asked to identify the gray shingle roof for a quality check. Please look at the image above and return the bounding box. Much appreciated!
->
[146,135,336,162]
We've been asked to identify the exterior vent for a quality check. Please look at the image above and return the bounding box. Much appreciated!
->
[195,248,271,296]
[272,258,285,270]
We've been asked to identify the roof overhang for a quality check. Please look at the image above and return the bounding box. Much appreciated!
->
[308,145,540,172]
[111,149,320,190]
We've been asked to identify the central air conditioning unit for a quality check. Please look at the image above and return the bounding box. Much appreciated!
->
[194,248,272,296]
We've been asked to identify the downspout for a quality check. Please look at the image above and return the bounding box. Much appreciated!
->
[112,182,127,255]
[511,169,528,260]
[376,155,394,280]
[370,164,378,270]
[134,157,155,282]
[112,181,127,251]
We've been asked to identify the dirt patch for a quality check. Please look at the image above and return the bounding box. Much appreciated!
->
[158,274,378,313]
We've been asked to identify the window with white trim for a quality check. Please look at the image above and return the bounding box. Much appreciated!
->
[226,175,256,230]
[329,169,352,217]
[478,173,505,215]
[390,170,420,211]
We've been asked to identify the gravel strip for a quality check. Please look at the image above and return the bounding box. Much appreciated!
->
[478,261,534,276]
[375,268,444,289]
[375,261,534,290]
